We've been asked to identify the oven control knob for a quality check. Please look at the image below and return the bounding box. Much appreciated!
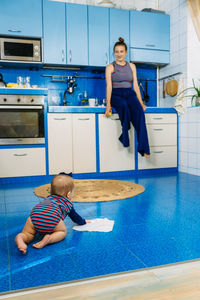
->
[3,98,7,102]
[17,98,20,102]
[30,99,34,103]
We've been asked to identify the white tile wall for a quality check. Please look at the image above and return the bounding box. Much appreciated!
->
[52,0,158,10]
[159,0,187,108]
[179,107,200,176]
[158,0,200,176]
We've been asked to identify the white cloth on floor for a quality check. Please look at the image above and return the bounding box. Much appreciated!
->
[174,75,185,116]
[73,218,114,232]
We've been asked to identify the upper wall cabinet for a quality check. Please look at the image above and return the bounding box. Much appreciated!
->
[109,8,130,62]
[43,0,66,64]
[130,11,170,65]
[0,0,42,37]
[88,6,109,67]
[66,4,88,66]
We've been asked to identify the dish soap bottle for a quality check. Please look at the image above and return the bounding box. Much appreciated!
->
[81,91,88,106]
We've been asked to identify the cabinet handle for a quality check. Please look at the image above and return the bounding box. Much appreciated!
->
[111,117,120,121]
[69,50,72,63]
[61,49,65,62]
[153,117,163,120]
[14,153,27,157]
[146,44,155,47]
[53,118,67,120]
[106,52,108,64]
[78,118,90,120]
[153,151,164,154]
[8,29,21,33]
[153,128,163,131]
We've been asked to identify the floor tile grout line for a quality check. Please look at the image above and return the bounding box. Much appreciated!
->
[4,190,12,292]
[114,236,149,270]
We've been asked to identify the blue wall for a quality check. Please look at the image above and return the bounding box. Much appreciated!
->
[0,66,157,106]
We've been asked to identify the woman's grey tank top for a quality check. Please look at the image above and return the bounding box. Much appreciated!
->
[111,61,133,88]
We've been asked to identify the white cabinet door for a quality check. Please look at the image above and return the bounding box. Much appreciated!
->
[138,113,177,170]
[99,114,135,172]
[145,113,177,124]
[138,146,177,169]
[0,148,46,178]
[48,114,73,175]
[147,124,177,146]
[72,114,96,173]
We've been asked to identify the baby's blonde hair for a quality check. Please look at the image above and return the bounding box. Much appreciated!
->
[51,174,74,197]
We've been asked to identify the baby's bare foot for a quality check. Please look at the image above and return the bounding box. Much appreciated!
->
[32,234,50,249]
[144,153,150,158]
[15,234,27,254]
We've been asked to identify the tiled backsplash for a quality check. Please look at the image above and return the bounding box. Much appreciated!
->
[0,66,157,106]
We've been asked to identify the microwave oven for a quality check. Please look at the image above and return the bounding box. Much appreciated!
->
[0,37,42,62]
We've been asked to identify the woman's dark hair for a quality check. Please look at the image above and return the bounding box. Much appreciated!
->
[113,37,127,51]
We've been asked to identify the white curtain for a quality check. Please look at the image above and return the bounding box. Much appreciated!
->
[187,0,200,41]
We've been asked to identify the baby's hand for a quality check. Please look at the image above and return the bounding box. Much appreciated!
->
[86,220,92,223]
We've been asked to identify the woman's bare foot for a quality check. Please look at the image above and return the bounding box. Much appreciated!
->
[144,153,150,158]
[32,234,51,249]
[15,234,28,254]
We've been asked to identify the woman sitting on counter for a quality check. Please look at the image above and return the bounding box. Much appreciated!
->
[105,37,150,158]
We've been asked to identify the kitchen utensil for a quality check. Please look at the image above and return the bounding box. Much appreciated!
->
[165,80,178,97]
[144,81,149,102]
[139,81,149,103]
[163,80,166,98]
[0,73,6,87]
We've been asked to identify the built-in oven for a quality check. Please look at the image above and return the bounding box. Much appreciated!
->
[0,95,45,145]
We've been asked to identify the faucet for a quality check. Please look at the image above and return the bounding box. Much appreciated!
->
[63,76,77,106]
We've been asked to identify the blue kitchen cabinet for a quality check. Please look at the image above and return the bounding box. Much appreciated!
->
[109,8,130,62]
[130,10,170,64]
[0,0,42,37]
[43,0,66,64]
[88,6,109,67]
[66,4,88,66]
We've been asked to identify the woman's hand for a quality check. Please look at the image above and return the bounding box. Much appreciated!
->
[105,105,112,117]
[142,104,147,111]
[86,220,92,223]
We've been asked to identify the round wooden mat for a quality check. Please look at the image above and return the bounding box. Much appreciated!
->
[34,179,145,202]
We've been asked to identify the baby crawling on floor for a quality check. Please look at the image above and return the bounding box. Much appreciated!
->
[15,174,90,254]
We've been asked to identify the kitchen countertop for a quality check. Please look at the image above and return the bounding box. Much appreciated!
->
[0,88,48,95]
[48,106,177,114]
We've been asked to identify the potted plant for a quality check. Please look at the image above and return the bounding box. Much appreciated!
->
[179,79,200,106]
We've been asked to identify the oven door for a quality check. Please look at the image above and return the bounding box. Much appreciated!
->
[0,105,44,145]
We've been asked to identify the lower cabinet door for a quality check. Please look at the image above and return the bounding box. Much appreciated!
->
[138,146,177,169]
[48,114,73,175]
[147,124,177,146]
[0,148,46,178]
[99,114,135,172]
[72,114,96,173]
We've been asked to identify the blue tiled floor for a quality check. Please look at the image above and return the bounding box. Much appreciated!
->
[0,172,200,292]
